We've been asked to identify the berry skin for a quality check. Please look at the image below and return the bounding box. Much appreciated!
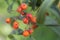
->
[32,24,38,29]
[6,18,11,24]
[23,30,30,37]
[26,14,33,19]
[20,11,25,15]
[13,21,19,30]
[30,17,36,23]
[20,3,28,10]
[17,7,22,13]
[28,29,33,34]
[23,18,29,24]
[20,11,27,15]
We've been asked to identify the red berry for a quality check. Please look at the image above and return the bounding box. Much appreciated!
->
[13,21,19,29]
[23,18,29,24]
[17,7,22,13]
[6,18,11,24]
[23,30,30,37]
[32,24,38,29]
[20,3,28,10]
[20,11,25,15]
[26,14,33,19]
[30,17,36,23]
[28,29,33,34]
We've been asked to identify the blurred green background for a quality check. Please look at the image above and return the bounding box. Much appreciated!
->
[0,0,60,40]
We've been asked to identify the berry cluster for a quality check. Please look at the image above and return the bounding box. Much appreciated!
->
[5,3,38,37]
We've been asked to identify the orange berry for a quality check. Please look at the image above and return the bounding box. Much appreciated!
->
[23,18,29,24]
[31,17,36,23]
[23,30,30,37]
[20,3,28,10]
[6,18,11,24]
[13,21,19,29]
[17,7,22,13]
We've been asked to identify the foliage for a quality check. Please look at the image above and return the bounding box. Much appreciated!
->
[0,0,60,40]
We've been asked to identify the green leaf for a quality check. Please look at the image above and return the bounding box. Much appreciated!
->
[53,0,59,5]
[5,0,9,5]
[17,0,21,5]
[44,16,60,37]
[47,8,60,24]
[44,16,58,25]
[30,0,37,10]
[50,27,60,36]
[36,0,55,24]
[36,0,42,7]
[23,0,29,4]
[32,26,60,40]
